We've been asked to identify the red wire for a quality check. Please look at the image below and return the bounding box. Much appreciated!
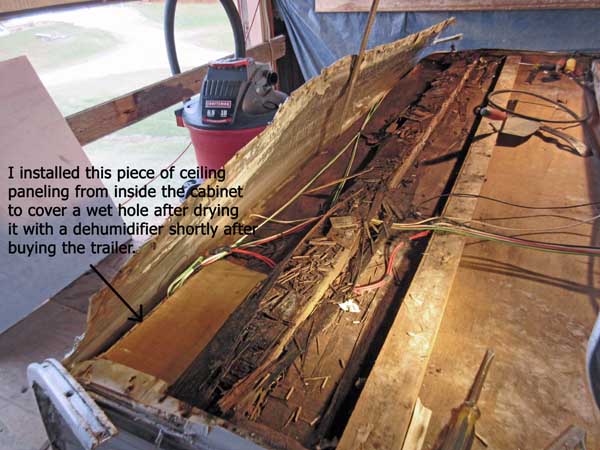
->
[231,248,276,268]
[241,216,321,248]
[353,231,430,295]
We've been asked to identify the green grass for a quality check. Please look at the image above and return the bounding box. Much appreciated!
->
[0,1,229,188]
[181,27,234,52]
[134,2,234,51]
[0,22,120,72]
[134,2,230,30]
[47,68,173,116]
[47,67,192,138]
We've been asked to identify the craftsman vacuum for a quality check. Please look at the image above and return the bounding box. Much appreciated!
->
[164,0,287,171]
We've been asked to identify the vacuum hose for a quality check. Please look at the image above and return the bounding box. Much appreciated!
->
[164,0,247,75]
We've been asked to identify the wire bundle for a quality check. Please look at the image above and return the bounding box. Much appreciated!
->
[384,219,600,257]
[167,100,384,296]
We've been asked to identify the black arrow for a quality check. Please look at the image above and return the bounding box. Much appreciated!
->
[89,264,143,322]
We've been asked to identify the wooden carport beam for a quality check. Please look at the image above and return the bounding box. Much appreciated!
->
[66,35,286,146]
[0,0,112,15]
[337,56,521,450]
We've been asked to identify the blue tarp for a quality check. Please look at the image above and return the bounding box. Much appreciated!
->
[275,0,600,80]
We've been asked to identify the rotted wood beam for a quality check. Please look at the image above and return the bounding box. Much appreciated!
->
[216,58,481,421]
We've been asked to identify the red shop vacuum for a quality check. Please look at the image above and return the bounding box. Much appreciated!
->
[164,0,287,172]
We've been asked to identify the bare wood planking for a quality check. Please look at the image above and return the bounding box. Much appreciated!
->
[66,35,286,146]
[0,0,99,14]
[336,56,521,450]
[65,20,453,368]
[419,58,600,449]
[316,0,600,12]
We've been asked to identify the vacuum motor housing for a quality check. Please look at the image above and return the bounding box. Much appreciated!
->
[178,57,287,169]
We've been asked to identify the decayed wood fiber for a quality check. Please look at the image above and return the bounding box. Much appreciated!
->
[65,19,454,367]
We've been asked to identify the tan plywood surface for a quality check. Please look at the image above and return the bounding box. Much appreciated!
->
[419,60,600,448]
[0,56,126,332]
[103,260,266,384]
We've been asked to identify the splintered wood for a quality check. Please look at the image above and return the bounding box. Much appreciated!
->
[67,19,454,367]
[163,52,502,448]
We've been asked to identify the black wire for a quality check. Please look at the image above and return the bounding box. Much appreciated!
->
[416,192,600,211]
[413,218,600,253]
[487,89,589,124]
[451,222,600,252]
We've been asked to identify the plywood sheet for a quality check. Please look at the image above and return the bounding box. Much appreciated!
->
[419,58,600,448]
[316,0,600,12]
[102,260,266,384]
[0,56,127,332]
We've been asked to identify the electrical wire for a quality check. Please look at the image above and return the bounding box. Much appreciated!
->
[416,192,600,211]
[248,214,320,224]
[353,231,429,295]
[385,221,600,257]
[445,213,600,233]
[167,208,600,296]
[231,248,276,268]
[487,89,589,124]
[168,99,380,296]
[302,168,374,196]
[232,99,383,248]
[239,216,320,248]
[331,97,383,205]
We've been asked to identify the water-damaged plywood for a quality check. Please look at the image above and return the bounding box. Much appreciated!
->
[64,19,454,367]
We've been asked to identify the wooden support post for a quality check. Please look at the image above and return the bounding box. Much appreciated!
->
[336,56,521,450]
[337,0,380,136]
[66,35,286,146]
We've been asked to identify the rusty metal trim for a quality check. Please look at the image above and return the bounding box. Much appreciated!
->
[27,358,118,449]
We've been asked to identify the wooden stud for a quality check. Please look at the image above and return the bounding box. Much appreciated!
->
[66,36,286,146]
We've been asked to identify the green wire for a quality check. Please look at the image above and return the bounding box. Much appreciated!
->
[331,97,383,205]
[167,98,385,297]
